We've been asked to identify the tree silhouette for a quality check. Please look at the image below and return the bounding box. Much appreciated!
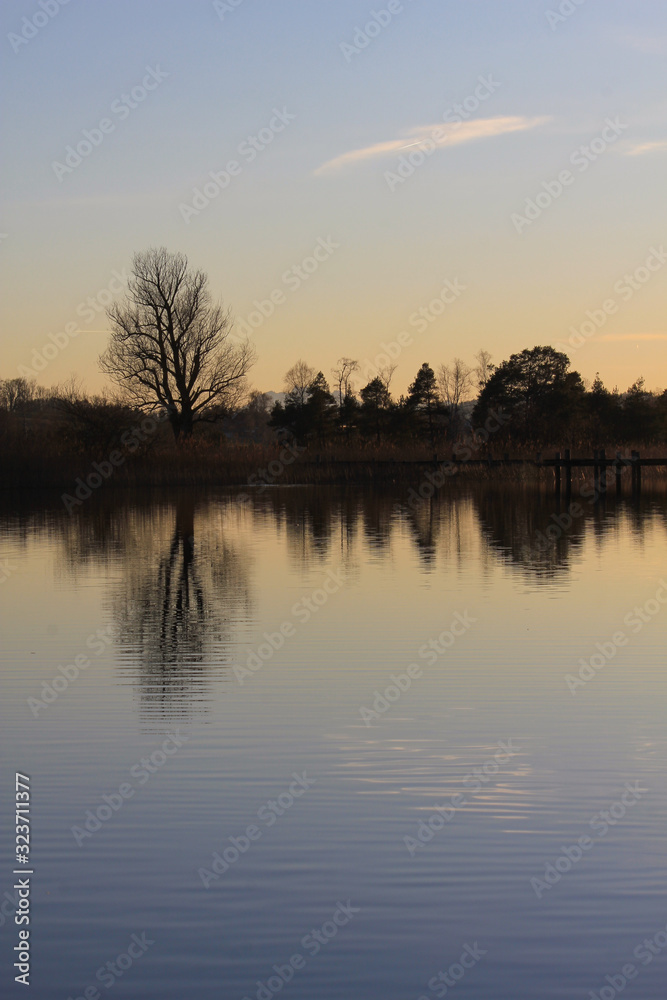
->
[306,372,337,440]
[474,349,494,389]
[331,357,359,407]
[473,345,584,441]
[438,358,473,436]
[407,362,440,446]
[283,360,316,406]
[360,376,392,442]
[271,367,336,443]
[100,247,255,439]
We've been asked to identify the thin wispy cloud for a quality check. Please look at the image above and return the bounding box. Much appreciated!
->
[597,333,667,342]
[314,115,550,175]
[623,139,667,157]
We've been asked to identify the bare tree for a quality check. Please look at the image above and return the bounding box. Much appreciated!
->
[474,349,494,390]
[0,377,37,411]
[100,248,255,439]
[438,358,473,411]
[283,360,316,406]
[378,363,397,394]
[53,374,85,404]
[331,357,359,405]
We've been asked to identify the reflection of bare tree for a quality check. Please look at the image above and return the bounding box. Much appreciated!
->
[111,496,252,722]
[2,487,665,722]
[0,493,253,721]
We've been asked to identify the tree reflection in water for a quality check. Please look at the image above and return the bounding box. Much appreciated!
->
[1,483,664,720]
[110,496,252,722]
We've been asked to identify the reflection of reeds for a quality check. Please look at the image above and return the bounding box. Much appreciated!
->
[2,434,666,490]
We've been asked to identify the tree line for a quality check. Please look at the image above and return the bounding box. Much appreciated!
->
[2,248,666,453]
[266,348,667,447]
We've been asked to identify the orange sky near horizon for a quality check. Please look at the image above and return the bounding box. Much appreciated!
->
[1,0,666,399]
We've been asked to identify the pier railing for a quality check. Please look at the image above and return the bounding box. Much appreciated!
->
[304,450,666,494]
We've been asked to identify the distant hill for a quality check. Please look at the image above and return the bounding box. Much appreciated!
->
[263,391,285,406]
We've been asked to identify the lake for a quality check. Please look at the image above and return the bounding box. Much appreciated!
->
[1,486,666,999]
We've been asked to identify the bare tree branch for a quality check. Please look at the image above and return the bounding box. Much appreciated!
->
[331,357,359,405]
[283,360,316,406]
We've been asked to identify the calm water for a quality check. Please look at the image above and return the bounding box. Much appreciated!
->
[1,487,666,1000]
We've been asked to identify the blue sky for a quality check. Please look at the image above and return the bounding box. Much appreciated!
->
[2,0,667,395]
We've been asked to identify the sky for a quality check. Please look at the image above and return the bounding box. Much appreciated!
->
[1,0,667,398]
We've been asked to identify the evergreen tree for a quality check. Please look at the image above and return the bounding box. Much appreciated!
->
[407,363,440,446]
[360,377,392,443]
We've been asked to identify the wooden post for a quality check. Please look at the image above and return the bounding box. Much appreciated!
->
[631,450,640,494]
[593,449,600,496]
[615,452,622,496]
[564,448,572,495]
[554,452,561,494]
[600,448,607,495]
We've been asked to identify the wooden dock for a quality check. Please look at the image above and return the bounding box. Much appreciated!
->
[545,450,667,495]
[305,450,666,495]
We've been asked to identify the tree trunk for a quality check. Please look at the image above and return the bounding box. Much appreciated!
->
[169,408,194,440]
[180,410,194,438]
